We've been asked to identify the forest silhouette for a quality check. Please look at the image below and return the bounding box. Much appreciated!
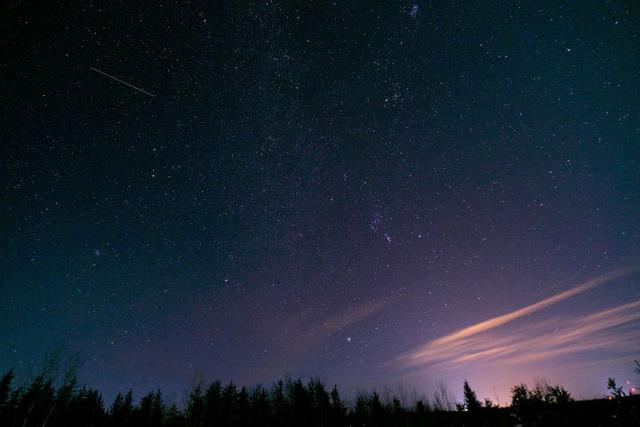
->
[1,351,639,427]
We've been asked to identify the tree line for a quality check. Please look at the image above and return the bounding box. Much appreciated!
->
[0,353,638,427]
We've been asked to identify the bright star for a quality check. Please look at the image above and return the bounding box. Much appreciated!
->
[410,4,419,18]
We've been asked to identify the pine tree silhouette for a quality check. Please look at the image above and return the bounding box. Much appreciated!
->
[0,369,14,421]
[329,385,346,427]
[463,380,481,411]
[110,390,135,427]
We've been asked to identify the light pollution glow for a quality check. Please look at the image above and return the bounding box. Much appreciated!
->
[395,266,640,402]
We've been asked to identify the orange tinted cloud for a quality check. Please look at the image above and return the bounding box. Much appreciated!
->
[397,266,640,373]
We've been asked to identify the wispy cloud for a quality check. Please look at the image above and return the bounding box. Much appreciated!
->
[257,299,387,379]
[396,266,640,375]
[310,299,387,338]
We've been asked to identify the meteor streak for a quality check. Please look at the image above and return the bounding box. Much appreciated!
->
[90,67,157,98]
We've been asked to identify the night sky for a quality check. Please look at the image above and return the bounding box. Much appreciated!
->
[2,1,640,404]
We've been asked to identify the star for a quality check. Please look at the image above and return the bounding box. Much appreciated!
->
[409,4,419,18]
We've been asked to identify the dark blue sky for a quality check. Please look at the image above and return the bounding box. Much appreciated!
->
[2,1,639,404]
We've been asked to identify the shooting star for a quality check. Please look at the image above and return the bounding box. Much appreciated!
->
[89,67,157,98]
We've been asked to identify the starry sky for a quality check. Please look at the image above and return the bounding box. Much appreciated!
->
[2,1,640,404]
